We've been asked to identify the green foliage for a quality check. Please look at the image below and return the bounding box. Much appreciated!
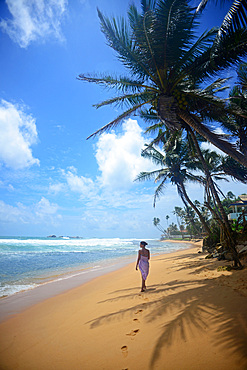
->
[217,265,232,272]
[79,0,247,169]
[231,220,244,233]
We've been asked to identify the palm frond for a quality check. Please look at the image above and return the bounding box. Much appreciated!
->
[153,177,168,207]
[172,28,218,81]
[141,145,165,165]
[237,62,247,90]
[139,108,160,123]
[187,28,247,83]
[93,90,156,109]
[220,156,247,183]
[135,169,164,182]
[155,0,196,68]
[127,4,165,86]
[86,99,152,139]
[77,74,155,93]
[97,8,160,84]
[141,0,157,13]
[218,0,247,36]
[203,77,231,94]
[194,0,210,15]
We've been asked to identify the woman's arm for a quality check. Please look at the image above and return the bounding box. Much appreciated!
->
[136,250,140,270]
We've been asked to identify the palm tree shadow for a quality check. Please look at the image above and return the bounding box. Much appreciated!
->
[148,282,247,369]
[161,253,233,276]
[86,276,247,369]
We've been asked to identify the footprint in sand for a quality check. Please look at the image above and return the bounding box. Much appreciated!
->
[121,345,128,358]
[135,309,143,314]
[133,318,139,323]
[126,329,140,338]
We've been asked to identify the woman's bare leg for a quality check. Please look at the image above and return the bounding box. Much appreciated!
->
[141,277,146,292]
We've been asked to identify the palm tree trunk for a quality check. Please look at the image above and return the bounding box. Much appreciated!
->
[187,127,242,267]
[178,182,211,236]
[178,111,247,168]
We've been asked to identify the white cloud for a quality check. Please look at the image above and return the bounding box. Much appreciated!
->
[48,182,65,195]
[35,197,59,216]
[0,200,23,223]
[201,127,228,156]
[95,119,156,190]
[61,167,96,199]
[48,119,158,209]
[0,0,68,48]
[0,100,39,169]
[0,197,61,225]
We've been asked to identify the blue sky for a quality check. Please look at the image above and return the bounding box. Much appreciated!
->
[0,0,246,238]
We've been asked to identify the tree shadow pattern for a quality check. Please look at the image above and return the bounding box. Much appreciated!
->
[85,256,247,369]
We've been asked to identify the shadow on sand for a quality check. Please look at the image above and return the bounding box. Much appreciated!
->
[86,254,247,369]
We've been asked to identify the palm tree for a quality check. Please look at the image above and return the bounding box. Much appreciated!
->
[173,206,184,238]
[189,140,245,266]
[135,133,212,235]
[137,127,245,265]
[227,191,235,200]
[165,214,170,236]
[182,206,202,238]
[153,217,166,233]
[78,0,247,167]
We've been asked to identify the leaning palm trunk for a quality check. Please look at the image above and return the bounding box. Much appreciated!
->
[177,111,247,168]
[178,181,211,236]
[187,127,242,267]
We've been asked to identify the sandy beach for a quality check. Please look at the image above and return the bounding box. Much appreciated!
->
[0,240,246,370]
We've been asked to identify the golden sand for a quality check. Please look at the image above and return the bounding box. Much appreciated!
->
[0,241,246,370]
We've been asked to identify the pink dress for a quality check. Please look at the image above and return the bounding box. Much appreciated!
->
[139,254,149,280]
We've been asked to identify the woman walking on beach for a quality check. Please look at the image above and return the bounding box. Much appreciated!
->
[136,241,150,292]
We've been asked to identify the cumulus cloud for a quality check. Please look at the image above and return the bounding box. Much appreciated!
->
[48,183,65,195]
[0,197,60,225]
[95,119,155,190]
[48,119,156,203]
[0,100,39,169]
[0,0,68,48]
[35,197,59,216]
[60,167,96,199]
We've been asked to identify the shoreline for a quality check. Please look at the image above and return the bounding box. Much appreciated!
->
[0,240,194,321]
[0,257,134,323]
[0,238,190,299]
[1,240,246,369]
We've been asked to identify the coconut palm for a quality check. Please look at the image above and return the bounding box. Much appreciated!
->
[173,206,184,237]
[78,0,247,167]
[181,206,202,237]
[153,217,166,233]
[188,139,246,266]
[135,133,212,235]
[136,126,245,265]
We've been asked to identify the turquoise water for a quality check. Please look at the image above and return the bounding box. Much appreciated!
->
[0,237,187,297]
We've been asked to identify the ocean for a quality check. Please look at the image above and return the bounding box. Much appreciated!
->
[0,236,188,298]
